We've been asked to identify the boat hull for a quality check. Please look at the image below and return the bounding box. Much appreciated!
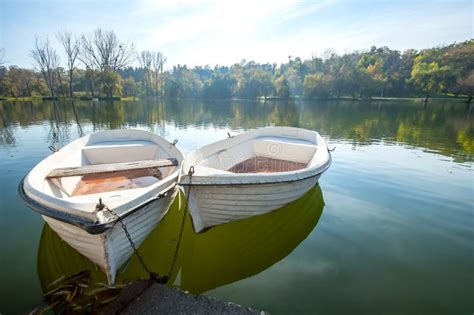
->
[186,175,320,232]
[43,187,178,285]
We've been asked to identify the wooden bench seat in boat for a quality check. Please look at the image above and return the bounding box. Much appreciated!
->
[228,156,307,173]
[46,158,178,179]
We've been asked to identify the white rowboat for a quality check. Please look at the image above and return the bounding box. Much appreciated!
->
[179,127,331,232]
[19,129,184,285]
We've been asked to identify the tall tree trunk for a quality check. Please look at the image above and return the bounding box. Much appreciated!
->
[424,93,430,108]
[424,93,430,105]
[69,69,74,98]
[57,70,65,97]
[25,81,32,97]
[145,70,150,98]
[45,69,55,97]
[160,67,164,98]
[154,73,159,97]
[89,79,95,98]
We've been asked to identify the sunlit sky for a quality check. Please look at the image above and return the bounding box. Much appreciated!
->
[0,0,472,69]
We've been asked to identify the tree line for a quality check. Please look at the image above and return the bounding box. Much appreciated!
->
[0,30,472,102]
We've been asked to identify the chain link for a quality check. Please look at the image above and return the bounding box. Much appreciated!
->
[107,206,151,275]
[167,166,194,279]
[97,199,168,284]
[95,166,195,286]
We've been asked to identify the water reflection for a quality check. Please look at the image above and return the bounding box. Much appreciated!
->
[0,98,472,161]
[37,185,325,298]
[1,97,470,314]
[0,105,15,146]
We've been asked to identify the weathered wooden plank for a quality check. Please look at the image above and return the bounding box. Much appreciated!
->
[228,156,306,173]
[46,158,178,179]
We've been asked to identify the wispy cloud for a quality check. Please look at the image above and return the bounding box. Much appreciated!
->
[126,0,344,65]
[1,0,472,67]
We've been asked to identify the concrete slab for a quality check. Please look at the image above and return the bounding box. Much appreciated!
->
[103,280,267,315]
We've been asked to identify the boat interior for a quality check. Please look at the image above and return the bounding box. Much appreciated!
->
[228,156,307,174]
[195,136,318,175]
[70,169,162,196]
[47,140,178,197]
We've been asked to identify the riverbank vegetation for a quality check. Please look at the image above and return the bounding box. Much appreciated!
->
[0,30,472,102]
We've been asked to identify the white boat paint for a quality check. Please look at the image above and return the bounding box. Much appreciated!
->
[180,127,331,232]
[21,129,183,284]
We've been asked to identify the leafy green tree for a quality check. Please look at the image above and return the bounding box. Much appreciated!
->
[275,75,290,98]
[122,76,139,97]
[2,36,474,101]
[285,67,303,97]
[84,68,98,97]
[234,68,274,99]
[443,40,474,78]
[351,67,379,98]
[165,77,183,99]
[2,66,42,97]
[410,56,449,101]
[203,73,235,99]
[443,40,474,95]
[456,70,474,103]
[259,72,274,99]
[164,65,202,98]
[97,69,122,98]
[303,73,334,98]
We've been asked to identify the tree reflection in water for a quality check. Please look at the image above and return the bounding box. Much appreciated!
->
[0,98,471,161]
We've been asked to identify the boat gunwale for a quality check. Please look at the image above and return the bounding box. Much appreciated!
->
[179,126,331,186]
[18,176,176,234]
[179,155,331,186]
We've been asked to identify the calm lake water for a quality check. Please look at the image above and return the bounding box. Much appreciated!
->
[0,99,472,314]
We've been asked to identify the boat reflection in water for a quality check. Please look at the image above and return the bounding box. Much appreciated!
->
[37,184,325,298]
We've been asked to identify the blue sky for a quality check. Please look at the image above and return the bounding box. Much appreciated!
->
[0,0,472,68]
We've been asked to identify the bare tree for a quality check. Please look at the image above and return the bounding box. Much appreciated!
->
[138,50,153,97]
[30,37,60,97]
[79,29,134,98]
[152,51,166,97]
[78,38,97,97]
[57,67,66,96]
[80,28,134,71]
[56,31,79,97]
[137,51,167,97]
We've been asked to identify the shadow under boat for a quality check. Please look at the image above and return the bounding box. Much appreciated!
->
[37,184,325,300]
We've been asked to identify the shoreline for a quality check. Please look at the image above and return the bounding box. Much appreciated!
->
[0,95,470,103]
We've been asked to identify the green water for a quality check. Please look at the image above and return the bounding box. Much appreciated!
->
[0,99,472,314]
